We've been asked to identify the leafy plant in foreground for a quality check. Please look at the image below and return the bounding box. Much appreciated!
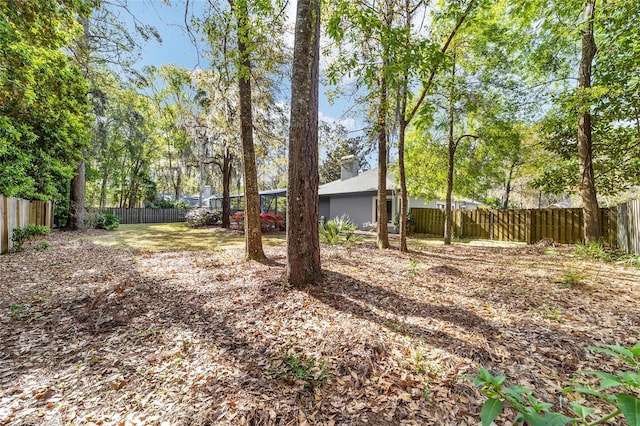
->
[470,344,640,425]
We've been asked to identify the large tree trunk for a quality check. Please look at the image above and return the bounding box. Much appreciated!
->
[68,161,86,230]
[286,0,322,287]
[236,0,265,260]
[221,145,232,228]
[376,68,390,249]
[578,0,601,243]
[68,16,90,231]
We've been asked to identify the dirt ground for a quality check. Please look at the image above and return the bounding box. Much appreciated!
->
[1,230,638,425]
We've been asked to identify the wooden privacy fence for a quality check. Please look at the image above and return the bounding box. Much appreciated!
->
[95,208,190,224]
[411,207,618,246]
[617,199,640,255]
[1,195,54,253]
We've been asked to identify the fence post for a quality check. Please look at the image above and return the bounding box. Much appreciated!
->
[1,195,7,253]
[526,209,533,244]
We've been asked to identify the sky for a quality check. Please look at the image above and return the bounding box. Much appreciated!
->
[118,0,359,131]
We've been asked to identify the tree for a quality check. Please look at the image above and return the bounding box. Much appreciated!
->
[67,1,161,228]
[325,0,398,250]
[286,0,322,287]
[577,0,600,242]
[318,121,371,184]
[199,0,288,259]
[0,0,91,203]
[508,0,640,238]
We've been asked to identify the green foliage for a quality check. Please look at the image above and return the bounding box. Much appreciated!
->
[98,212,120,230]
[318,121,372,184]
[37,240,53,251]
[470,344,640,425]
[319,215,358,245]
[273,351,328,390]
[407,259,420,278]
[393,211,416,228]
[0,0,91,200]
[574,241,617,262]
[10,225,51,252]
[8,304,27,320]
[85,211,120,230]
[153,199,188,209]
[552,269,585,288]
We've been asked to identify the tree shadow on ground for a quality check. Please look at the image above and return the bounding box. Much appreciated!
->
[307,270,494,363]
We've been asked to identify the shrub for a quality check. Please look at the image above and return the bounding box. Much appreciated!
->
[470,344,640,425]
[98,212,120,230]
[11,224,51,251]
[85,211,120,230]
[260,213,285,231]
[574,240,619,262]
[393,211,416,227]
[230,212,285,232]
[185,208,221,227]
[320,215,358,245]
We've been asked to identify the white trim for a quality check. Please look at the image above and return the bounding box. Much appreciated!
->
[372,196,395,223]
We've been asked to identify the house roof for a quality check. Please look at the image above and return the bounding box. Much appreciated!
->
[319,169,394,196]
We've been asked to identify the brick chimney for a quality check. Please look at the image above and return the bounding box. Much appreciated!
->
[340,155,359,180]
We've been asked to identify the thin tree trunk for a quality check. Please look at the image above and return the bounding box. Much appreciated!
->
[578,0,601,243]
[397,0,411,253]
[236,0,265,260]
[444,136,455,244]
[503,166,514,209]
[444,51,457,245]
[99,172,107,208]
[398,116,408,252]
[376,67,390,249]
[221,145,232,228]
[286,0,322,287]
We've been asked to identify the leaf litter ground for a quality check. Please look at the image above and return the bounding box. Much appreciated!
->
[0,231,638,425]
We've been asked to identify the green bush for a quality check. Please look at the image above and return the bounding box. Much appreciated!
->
[470,344,640,425]
[393,211,416,228]
[85,211,120,230]
[10,224,51,251]
[320,215,358,245]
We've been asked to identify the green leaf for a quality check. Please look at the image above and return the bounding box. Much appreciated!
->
[480,398,503,426]
[590,345,637,366]
[617,393,640,426]
[522,412,574,426]
[569,402,595,420]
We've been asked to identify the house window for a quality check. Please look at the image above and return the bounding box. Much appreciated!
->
[436,202,445,209]
[374,199,393,223]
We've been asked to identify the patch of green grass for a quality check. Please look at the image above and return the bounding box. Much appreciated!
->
[552,269,586,288]
[537,305,562,321]
[85,223,286,252]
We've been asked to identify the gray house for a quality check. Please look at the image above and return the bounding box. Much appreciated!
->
[319,156,481,229]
